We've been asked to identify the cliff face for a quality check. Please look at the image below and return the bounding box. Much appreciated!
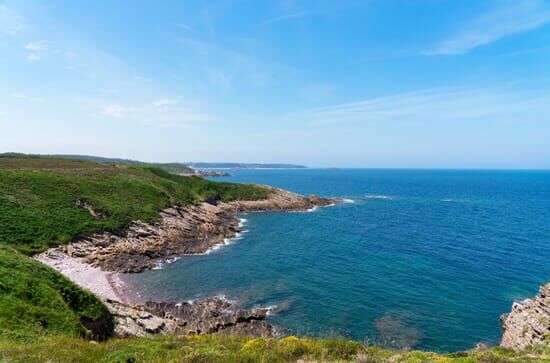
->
[501,282,550,350]
[62,189,336,273]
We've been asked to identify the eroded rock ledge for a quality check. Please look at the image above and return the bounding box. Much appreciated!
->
[501,282,550,350]
[109,298,273,338]
[67,188,337,273]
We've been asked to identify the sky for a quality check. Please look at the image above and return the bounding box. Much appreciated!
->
[1,0,550,168]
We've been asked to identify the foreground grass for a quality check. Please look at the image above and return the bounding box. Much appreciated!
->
[0,245,110,342]
[0,156,269,255]
[0,335,548,363]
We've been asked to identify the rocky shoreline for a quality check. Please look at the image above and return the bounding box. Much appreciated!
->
[36,188,338,338]
[500,282,550,350]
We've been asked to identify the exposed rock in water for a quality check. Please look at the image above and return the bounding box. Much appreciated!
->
[500,282,550,350]
[67,189,338,273]
[218,188,336,213]
[107,298,273,338]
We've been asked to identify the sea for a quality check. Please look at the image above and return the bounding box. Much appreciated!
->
[125,169,550,352]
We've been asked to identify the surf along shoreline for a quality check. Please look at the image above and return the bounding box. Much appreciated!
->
[36,188,341,337]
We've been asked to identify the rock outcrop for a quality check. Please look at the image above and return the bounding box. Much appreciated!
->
[106,298,273,338]
[501,282,550,350]
[68,203,239,273]
[218,188,336,213]
[66,189,337,273]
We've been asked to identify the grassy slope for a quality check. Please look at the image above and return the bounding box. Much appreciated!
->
[0,335,548,363]
[0,156,268,255]
[0,245,110,342]
[1,153,198,174]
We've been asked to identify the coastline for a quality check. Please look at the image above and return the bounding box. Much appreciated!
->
[35,248,136,305]
[35,188,340,338]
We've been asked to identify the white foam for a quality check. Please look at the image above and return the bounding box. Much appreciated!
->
[364,194,393,200]
[342,198,355,203]
[202,226,250,255]
[441,198,468,203]
[152,256,180,270]
[264,305,278,316]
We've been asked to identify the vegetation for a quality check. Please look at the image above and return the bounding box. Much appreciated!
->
[0,334,548,362]
[0,152,197,175]
[0,245,110,342]
[0,155,269,255]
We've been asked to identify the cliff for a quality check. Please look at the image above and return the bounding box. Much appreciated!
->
[501,282,550,350]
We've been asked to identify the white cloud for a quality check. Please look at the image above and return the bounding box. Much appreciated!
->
[102,102,209,127]
[10,92,44,102]
[425,0,550,55]
[25,40,48,51]
[261,10,312,25]
[103,105,134,118]
[26,53,41,62]
[176,23,192,31]
[0,5,26,36]
[298,87,550,124]
[152,98,180,107]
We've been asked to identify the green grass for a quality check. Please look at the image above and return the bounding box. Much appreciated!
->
[0,156,269,255]
[0,335,548,363]
[0,245,111,342]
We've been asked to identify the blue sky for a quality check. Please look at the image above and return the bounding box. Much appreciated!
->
[1,0,550,168]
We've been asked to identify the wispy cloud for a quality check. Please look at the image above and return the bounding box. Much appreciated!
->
[25,40,48,51]
[0,5,26,36]
[103,105,134,118]
[102,102,210,127]
[261,10,312,25]
[10,92,44,102]
[152,98,180,107]
[425,0,550,55]
[298,87,550,124]
[26,53,41,62]
[176,23,192,31]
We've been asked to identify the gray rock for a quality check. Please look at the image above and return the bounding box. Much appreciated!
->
[501,282,550,350]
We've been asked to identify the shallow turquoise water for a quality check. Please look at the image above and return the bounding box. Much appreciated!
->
[126,169,550,351]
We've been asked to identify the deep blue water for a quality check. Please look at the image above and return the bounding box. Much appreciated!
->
[126,169,550,351]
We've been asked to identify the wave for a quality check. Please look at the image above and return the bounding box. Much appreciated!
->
[342,198,356,203]
[152,256,181,270]
[364,195,394,200]
[440,198,468,203]
[154,218,250,268]
[201,217,250,255]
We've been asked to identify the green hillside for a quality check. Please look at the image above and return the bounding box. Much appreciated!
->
[0,245,111,342]
[0,153,197,175]
[0,155,268,255]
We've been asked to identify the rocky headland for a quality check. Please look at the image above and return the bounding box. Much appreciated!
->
[501,282,550,350]
[36,188,338,339]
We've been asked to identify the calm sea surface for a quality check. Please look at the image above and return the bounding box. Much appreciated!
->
[125,169,550,351]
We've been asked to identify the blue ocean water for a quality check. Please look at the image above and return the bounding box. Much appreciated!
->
[126,169,550,352]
